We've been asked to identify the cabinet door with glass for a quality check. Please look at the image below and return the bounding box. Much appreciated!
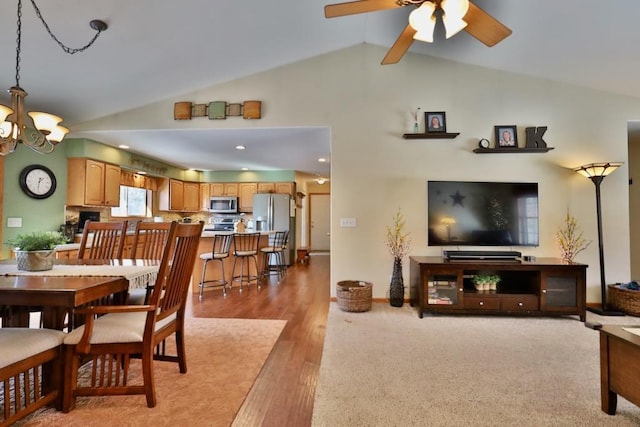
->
[422,267,464,311]
[540,268,586,320]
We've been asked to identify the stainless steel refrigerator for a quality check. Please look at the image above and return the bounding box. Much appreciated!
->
[253,193,294,265]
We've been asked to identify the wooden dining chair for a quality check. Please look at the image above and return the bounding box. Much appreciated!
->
[128,221,173,304]
[77,220,128,260]
[61,221,204,412]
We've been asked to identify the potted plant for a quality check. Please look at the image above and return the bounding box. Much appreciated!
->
[8,231,67,271]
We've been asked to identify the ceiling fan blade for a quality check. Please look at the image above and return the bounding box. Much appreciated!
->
[325,0,403,18]
[464,2,512,47]
[381,24,417,65]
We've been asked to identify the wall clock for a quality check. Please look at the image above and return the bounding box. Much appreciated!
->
[19,164,57,199]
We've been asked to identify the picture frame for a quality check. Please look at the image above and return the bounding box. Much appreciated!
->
[494,125,518,148]
[425,111,446,133]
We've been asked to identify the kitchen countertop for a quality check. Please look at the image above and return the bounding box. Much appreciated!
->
[200,230,276,238]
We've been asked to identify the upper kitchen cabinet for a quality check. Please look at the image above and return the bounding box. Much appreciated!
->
[183,181,200,212]
[158,179,199,212]
[238,182,257,212]
[210,183,224,196]
[200,183,211,211]
[223,183,238,196]
[67,158,121,207]
[257,182,295,196]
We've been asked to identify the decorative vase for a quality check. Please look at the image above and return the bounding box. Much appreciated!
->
[15,250,56,271]
[389,257,404,307]
[413,122,419,133]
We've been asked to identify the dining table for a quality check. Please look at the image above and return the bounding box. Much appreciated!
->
[0,259,160,330]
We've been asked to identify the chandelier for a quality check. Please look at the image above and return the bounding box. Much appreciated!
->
[0,0,108,155]
[409,0,470,43]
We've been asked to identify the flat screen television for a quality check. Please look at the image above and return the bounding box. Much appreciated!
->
[427,181,539,247]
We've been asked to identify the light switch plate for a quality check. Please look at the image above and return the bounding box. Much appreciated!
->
[340,218,357,228]
[7,217,22,228]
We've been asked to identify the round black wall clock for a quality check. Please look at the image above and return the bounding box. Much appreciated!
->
[19,164,57,199]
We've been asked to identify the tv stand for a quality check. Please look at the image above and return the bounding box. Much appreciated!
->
[410,256,587,321]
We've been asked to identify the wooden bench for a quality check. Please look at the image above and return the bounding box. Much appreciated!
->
[0,328,65,426]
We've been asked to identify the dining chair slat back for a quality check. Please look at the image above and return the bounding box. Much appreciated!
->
[130,221,173,260]
[77,220,128,260]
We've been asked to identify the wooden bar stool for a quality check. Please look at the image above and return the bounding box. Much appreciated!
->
[230,233,261,291]
[198,234,233,298]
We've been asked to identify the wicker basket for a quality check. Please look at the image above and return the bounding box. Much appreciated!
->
[336,280,373,312]
[608,284,640,316]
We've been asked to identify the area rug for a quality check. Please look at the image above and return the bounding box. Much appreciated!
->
[19,316,286,427]
[312,303,640,427]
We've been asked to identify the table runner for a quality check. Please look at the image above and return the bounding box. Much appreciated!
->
[0,264,158,290]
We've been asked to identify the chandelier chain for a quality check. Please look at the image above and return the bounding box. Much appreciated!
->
[29,0,105,55]
[16,0,22,86]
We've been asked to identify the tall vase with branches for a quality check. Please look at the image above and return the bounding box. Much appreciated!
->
[386,209,412,307]
[556,212,591,263]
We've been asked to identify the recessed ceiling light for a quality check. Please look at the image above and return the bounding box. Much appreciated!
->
[316,178,326,185]
[118,144,130,149]
[235,145,246,150]
[241,167,249,171]
[318,157,327,162]
[136,171,147,175]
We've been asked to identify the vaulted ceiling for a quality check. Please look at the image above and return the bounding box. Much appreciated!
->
[2,0,639,174]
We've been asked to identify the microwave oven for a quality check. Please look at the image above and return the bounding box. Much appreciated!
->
[209,196,238,213]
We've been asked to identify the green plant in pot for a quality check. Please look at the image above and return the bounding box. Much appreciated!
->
[8,231,67,271]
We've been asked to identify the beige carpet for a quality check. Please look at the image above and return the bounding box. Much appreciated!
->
[18,316,286,427]
[313,303,640,427]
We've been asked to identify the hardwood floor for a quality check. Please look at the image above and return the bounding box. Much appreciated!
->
[187,254,330,426]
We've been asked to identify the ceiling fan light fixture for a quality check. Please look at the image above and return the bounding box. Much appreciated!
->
[441,0,469,39]
[409,2,436,43]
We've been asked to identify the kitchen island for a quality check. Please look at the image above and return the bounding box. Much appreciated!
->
[192,230,275,294]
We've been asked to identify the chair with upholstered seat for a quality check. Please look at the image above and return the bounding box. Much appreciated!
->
[198,234,233,298]
[128,221,173,304]
[61,221,204,412]
[230,232,261,291]
[259,231,288,283]
[77,220,128,260]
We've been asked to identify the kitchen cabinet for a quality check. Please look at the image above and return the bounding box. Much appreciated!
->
[158,178,184,211]
[275,182,295,196]
[158,179,200,212]
[200,183,210,211]
[223,183,238,196]
[210,183,224,196]
[183,182,200,211]
[238,182,257,212]
[67,158,121,207]
[256,182,295,196]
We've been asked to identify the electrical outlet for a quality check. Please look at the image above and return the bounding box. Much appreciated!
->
[340,218,357,228]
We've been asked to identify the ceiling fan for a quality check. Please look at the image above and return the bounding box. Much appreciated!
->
[324,0,511,65]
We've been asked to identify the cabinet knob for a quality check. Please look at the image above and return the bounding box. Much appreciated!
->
[518,302,524,307]
[479,301,484,306]
[542,289,547,293]
[459,288,463,292]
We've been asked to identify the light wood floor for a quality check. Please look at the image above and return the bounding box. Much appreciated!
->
[187,254,330,426]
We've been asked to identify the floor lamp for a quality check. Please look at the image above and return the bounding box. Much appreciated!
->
[573,162,624,316]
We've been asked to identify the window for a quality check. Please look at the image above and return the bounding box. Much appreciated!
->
[111,186,150,217]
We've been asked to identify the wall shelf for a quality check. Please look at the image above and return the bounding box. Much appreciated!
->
[402,132,460,139]
[473,147,555,154]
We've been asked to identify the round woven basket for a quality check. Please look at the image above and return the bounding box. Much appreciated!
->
[336,280,373,312]
[608,284,640,317]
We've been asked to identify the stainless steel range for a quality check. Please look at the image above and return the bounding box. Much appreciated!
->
[205,216,240,231]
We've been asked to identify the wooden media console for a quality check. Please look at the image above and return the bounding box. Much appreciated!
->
[409,256,587,321]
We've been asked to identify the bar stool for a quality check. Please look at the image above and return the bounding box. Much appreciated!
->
[230,232,261,291]
[198,234,233,298]
[260,231,288,283]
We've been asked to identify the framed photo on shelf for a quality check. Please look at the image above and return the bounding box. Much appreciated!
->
[495,125,518,148]
[425,111,446,133]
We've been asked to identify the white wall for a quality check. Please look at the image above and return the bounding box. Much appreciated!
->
[75,44,640,303]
